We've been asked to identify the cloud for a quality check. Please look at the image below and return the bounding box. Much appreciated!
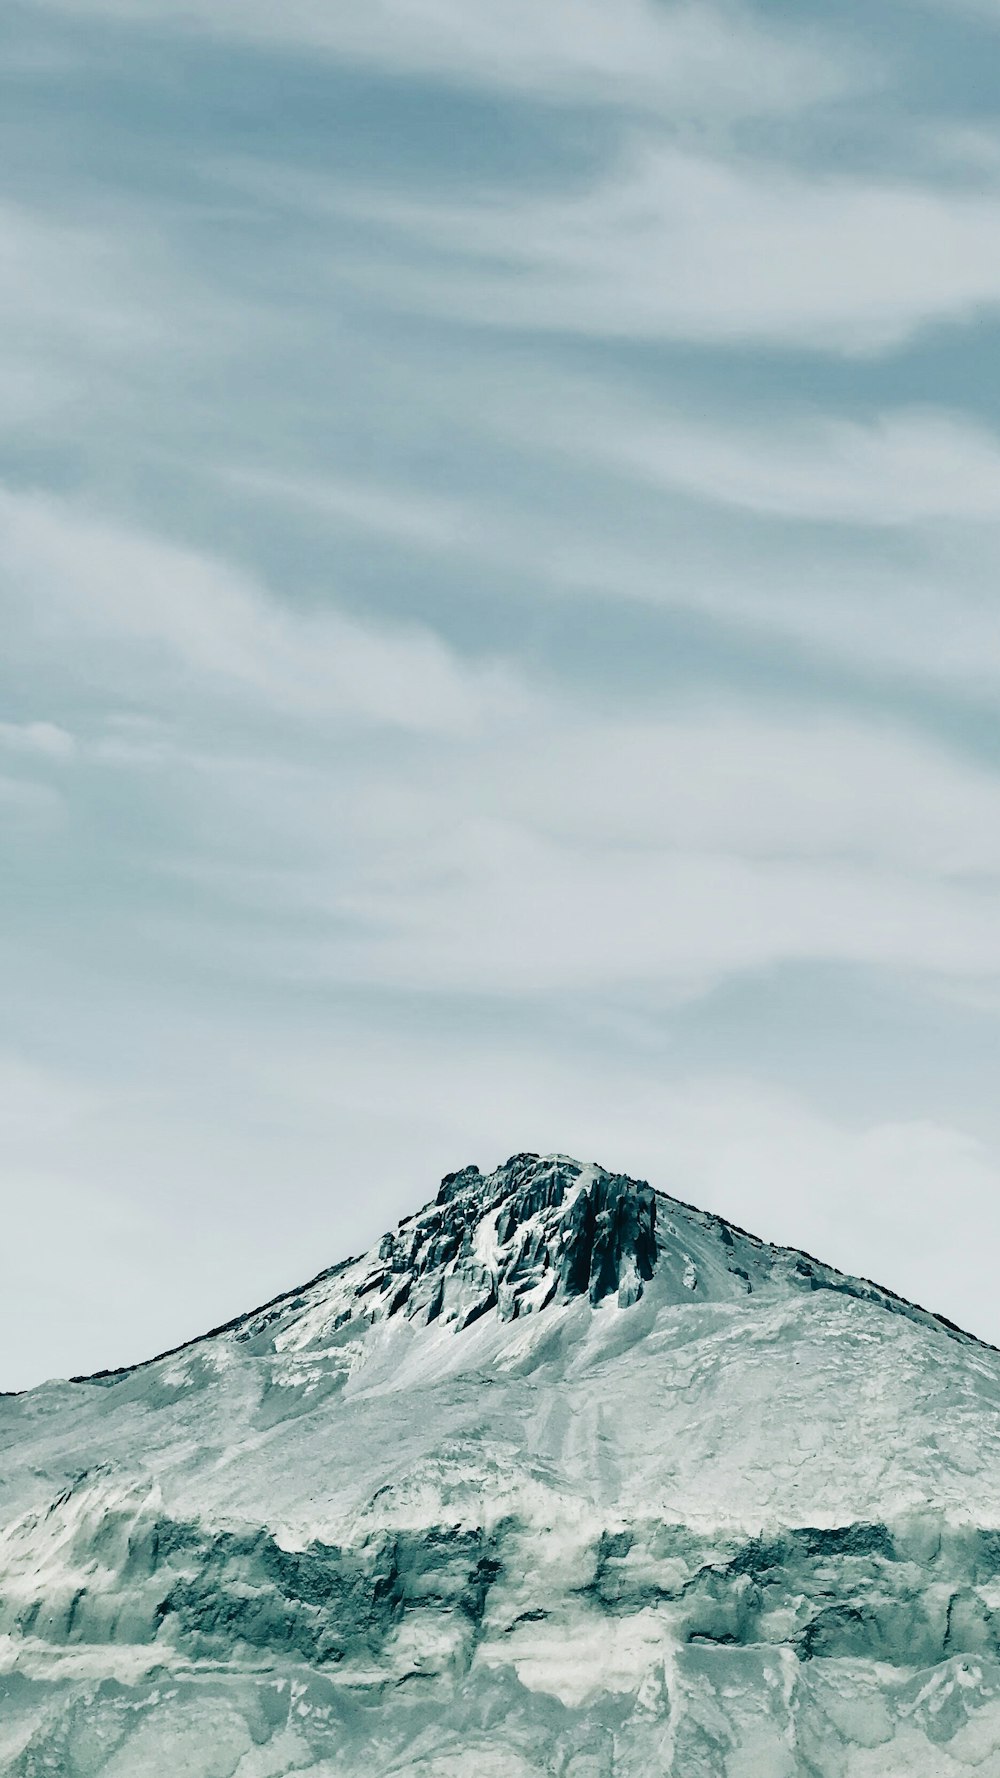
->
[324,140,1000,353]
[201,355,1000,701]
[457,380,1000,690]
[480,713,1000,873]
[231,429,1000,702]
[218,468,469,552]
[0,200,157,456]
[0,194,256,480]
[28,0,861,118]
[0,488,520,733]
[329,831,1000,996]
[548,402,1000,527]
[118,698,1000,1000]
[390,722,1000,991]
[0,197,168,361]
[0,720,76,760]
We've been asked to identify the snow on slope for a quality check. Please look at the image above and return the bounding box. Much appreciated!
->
[3,1152,1000,1775]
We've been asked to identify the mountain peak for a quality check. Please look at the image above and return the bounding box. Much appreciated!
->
[9,1150,1000,1775]
[72,1151,987,1398]
[374,1153,657,1332]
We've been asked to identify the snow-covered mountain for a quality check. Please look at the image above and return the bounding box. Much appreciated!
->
[4,1151,1000,1775]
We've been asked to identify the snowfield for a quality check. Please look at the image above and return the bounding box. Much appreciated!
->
[3,1152,1000,1774]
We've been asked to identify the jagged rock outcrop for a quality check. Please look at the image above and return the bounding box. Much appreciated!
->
[368,1155,658,1328]
[3,1152,1000,1775]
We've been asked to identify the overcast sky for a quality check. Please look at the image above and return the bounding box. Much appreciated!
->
[7,0,1000,1386]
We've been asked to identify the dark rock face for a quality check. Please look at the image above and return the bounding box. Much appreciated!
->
[559,1173,657,1307]
[435,1164,483,1207]
[373,1155,659,1328]
[16,1485,1000,1695]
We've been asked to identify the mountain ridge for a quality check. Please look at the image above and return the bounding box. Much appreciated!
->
[66,1149,991,1389]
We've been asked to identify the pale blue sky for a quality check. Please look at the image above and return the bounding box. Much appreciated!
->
[6,0,1000,1385]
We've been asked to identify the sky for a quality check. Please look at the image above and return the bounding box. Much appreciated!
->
[6,0,1000,1386]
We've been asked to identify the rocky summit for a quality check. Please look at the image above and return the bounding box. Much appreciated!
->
[4,1152,1000,1775]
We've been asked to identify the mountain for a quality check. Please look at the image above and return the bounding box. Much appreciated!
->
[4,1151,1000,1776]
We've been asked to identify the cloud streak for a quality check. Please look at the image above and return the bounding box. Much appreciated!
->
[27,0,863,118]
[318,140,1000,352]
[0,488,520,733]
[101,692,1000,1001]
[548,402,1000,527]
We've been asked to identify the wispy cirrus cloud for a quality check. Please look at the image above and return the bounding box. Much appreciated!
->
[544,402,1000,527]
[207,396,1000,702]
[0,196,175,370]
[0,719,75,759]
[113,689,1000,1003]
[217,467,470,553]
[25,0,865,118]
[516,518,1000,699]
[324,830,1000,998]
[0,488,522,733]
[308,140,1000,353]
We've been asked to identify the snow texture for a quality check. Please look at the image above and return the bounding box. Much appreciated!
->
[4,1152,1000,1774]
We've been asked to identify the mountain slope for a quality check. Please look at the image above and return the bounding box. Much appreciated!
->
[3,1152,1000,1776]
